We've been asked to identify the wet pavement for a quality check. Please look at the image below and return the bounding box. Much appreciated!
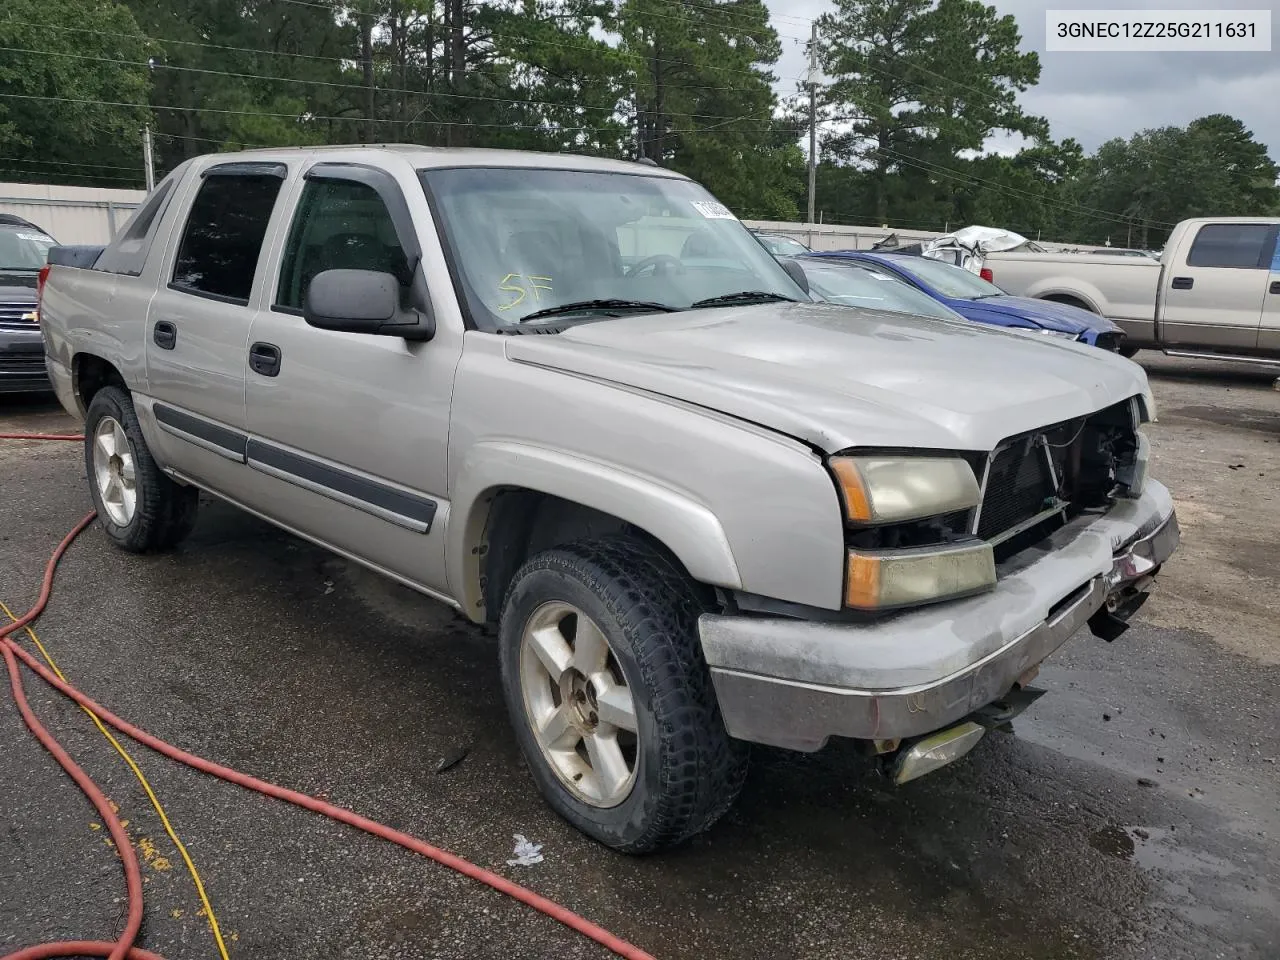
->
[1,357,1278,960]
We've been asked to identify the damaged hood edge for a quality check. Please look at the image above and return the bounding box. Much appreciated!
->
[504,302,1152,454]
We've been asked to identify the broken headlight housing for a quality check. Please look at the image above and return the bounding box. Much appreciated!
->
[829,455,995,610]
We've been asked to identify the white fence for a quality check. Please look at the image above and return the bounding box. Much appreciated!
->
[0,182,147,245]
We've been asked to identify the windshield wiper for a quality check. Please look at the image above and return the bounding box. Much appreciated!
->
[516,298,678,323]
[690,291,798,308]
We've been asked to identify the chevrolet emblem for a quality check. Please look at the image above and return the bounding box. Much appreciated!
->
[20,311,37,322]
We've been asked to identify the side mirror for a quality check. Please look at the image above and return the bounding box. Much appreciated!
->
[303,269,435,341]
[780,257,810,295]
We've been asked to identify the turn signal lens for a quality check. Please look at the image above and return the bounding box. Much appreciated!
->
[845,542,996,610]
[829,456,980,524]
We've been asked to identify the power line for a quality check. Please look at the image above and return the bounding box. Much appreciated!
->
[0,90,781,141]
[877,148,1176,229]
[0,43,783,127]
[3,17,776,101]
[0,155,142,172]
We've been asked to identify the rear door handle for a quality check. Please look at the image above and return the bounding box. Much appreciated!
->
[249,341,282,378]
[1270,280,1280,294]
[152,321,177,350]
[1170,276,1194,290]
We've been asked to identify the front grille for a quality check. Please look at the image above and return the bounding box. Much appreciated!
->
[0,301,38,330]
[0,354,47,374]
[976,439,1057,540]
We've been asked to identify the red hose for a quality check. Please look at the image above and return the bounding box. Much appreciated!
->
[0,509,656,960]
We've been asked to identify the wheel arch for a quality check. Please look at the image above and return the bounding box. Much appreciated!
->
[72,353,127,417]
[448,441,742,624]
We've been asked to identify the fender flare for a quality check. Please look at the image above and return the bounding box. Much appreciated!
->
[448,440,742,620]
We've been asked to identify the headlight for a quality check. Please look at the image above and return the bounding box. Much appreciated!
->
[1038,328,1080,340]
[845,542,996,610]
[829,456,980,524]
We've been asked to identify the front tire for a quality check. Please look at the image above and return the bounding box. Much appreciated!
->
[498,536,748,853]
[84,386,198,552]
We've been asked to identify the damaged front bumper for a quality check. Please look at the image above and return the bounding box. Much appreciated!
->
[700,480,1179,753]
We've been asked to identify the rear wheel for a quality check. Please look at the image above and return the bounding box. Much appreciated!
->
[498,536,748,853]
[84,386,198,552]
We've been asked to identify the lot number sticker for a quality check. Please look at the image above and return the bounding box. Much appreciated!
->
[691,201,736,220]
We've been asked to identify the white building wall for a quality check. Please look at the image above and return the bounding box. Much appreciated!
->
[0,181,147,245]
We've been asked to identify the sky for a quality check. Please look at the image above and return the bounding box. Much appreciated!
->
[769,0,1280,158]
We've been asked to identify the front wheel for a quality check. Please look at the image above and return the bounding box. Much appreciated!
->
[498,536,748,853]
[84,386,198,552]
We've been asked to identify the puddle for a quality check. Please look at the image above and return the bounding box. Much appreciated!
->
[1089,824,1135,859]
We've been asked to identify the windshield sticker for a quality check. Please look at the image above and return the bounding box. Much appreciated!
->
[498,273,554,311]
[15,232,52,243]
[868,272,895,281]
[691,201,736,221]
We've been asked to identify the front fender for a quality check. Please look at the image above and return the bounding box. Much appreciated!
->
[448,440,742,620]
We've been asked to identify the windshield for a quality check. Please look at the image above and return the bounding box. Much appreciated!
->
[757,235,810,257]
[420,167,802,328]
[890,255,1006,300]
[800,260,962,321]
[0,226,55,271]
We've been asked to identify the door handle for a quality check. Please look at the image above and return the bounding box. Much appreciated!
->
[152,321,177,350]
[1170,277,1194,290]
[1270,280,1280,294]
[249,341,282,378]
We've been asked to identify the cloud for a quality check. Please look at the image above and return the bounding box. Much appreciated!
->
[771,0,1280,155]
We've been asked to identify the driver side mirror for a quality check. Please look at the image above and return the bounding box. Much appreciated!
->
[780,258,811,296]
[303,269,435,341]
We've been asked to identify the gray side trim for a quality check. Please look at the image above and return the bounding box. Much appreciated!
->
[153,403,248,462]
[245,439,437,533]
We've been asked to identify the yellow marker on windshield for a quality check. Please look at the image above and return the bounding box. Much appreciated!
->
[498,273,526,311]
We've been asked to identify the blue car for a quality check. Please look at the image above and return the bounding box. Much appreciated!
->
[808,251,1126,351]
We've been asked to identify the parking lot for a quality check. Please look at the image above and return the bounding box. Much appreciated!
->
[1,354,1278,960]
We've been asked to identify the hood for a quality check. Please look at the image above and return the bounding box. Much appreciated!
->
[963,295,1121,335]
[0,271,38,303]
[504,302,1149,453]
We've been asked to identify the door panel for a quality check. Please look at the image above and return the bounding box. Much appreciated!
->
[245,168,460,592]
[1260,271,1280,354]
[1160,223,1271,348]
[143,166,286,481]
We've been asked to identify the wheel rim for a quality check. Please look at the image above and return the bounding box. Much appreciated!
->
[519,601,640,808]
[92,416,137,527]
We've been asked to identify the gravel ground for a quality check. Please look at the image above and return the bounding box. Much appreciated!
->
[1,354,1278,960]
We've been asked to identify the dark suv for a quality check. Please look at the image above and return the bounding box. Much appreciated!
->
[0,215,55,394]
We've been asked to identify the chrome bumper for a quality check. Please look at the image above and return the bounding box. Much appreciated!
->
[702,482,1179,752]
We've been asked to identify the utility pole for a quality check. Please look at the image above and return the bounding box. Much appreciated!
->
[806,22,819,227]
[142,125,155,192]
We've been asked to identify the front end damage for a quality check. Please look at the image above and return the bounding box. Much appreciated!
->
[699,397,1178,785]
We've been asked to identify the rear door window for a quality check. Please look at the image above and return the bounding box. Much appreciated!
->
[1185,224,1275,269]
[274,178,412,312]
[171,169,285,303]
[96,177,176,276]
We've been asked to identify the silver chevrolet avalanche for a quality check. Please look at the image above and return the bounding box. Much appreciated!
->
[38,146,1178,852]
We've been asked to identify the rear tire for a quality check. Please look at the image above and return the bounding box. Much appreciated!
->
[498,535,748,853]
[84,386,198,552]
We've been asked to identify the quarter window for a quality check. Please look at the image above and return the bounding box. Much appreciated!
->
[171,172,284,302]
[1185,223,1274,269]
[275,179,412,312]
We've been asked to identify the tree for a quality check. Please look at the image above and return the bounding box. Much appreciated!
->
[817,0,1043,223]
[1073,116,1280,247]
[618,0,801,218]
[0,0,153,187]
